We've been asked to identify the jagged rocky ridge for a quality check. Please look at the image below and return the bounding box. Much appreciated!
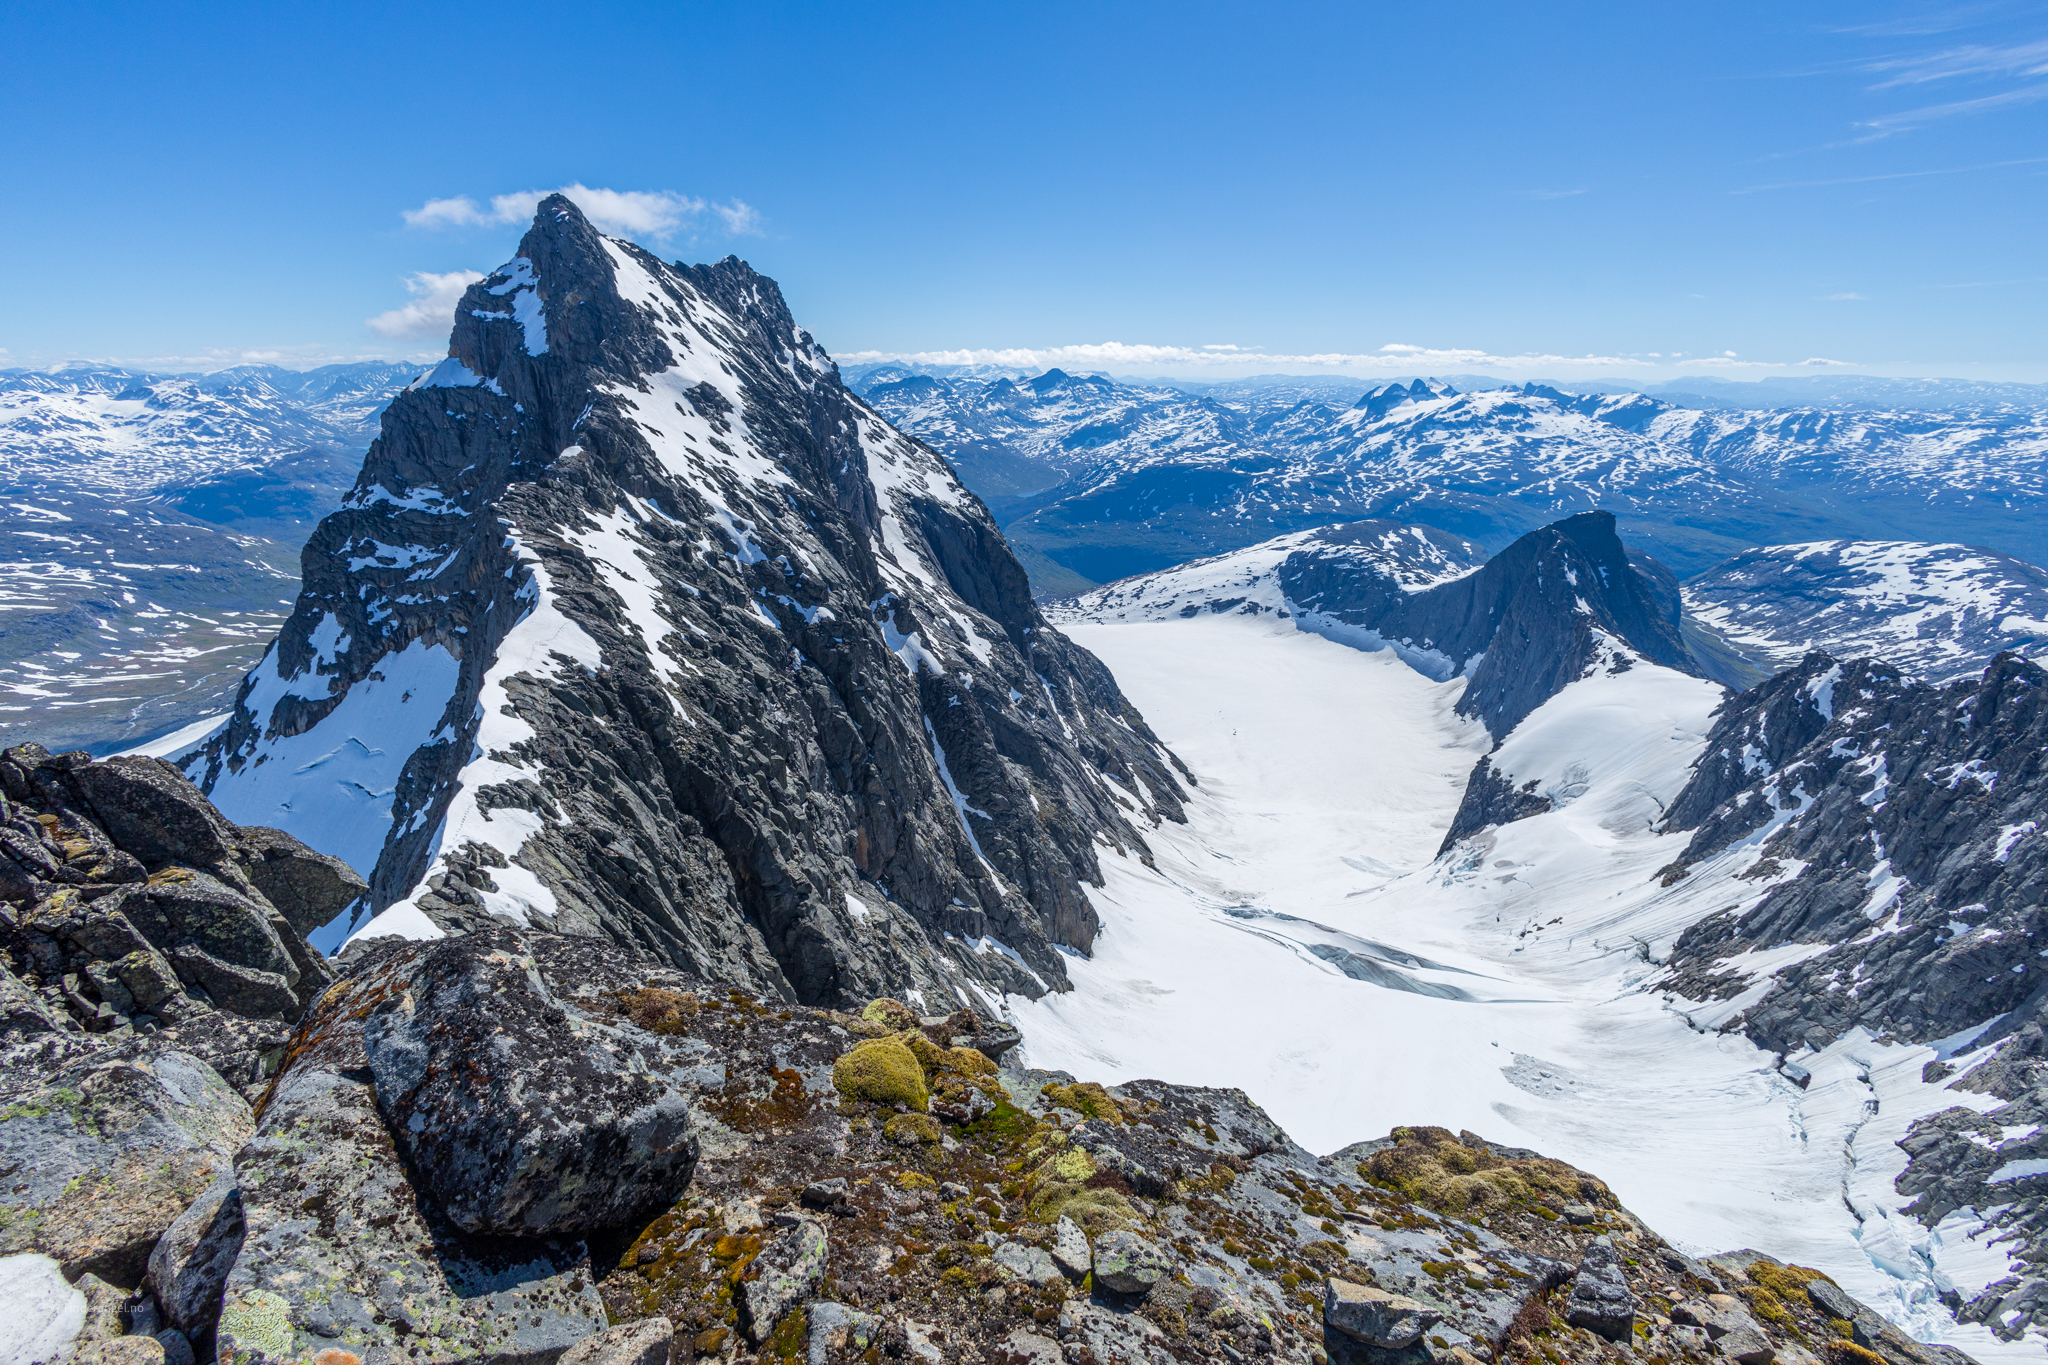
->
[188,195,1185,1010]
[3,913,1988,1365]
[1595,650,2048,1344]
[1277,510,1698,740]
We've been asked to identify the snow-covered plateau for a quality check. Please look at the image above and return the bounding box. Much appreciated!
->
[1018,581,2034,1361]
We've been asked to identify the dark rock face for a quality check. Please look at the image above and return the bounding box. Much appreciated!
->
[1274,519,1489,637]
[359,929,698,1236]
[1659,651,2048,1055]
[232,827,366,937]
[1563,1236,1635,1340]
[1282,510,1702,740]
[192,195,1182,1011]
[219,951,608,1365]
[1437,755,1562,855]
[1655,651,2048,1341]
[146,1173,244,1342]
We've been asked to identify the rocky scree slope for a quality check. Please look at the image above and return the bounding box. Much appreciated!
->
[1618,651,2048,1343]
[0,738,366,1365]
[190,195,1184,1011]
[13,918,1986,1365]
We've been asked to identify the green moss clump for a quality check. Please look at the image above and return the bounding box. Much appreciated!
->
[618,986,699,1034]
[1041,1081,1125,1123]
[1360,1127,1608,1219]
[832,1037,929,1111]
[1049,1147,1097,1182]
[1029,1181,1135,1235]
[897,1029,948,1075]
[884,1111,942,1145]
[945,1046,998,1076]
[862,998,920,1031]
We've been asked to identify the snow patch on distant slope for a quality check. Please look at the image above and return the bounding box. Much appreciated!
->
[345,530,601,947]
[1685,540,2048,681]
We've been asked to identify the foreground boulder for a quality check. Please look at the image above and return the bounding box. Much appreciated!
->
[217,944,611,1365]
[359,931,698,1236]
[0,1048,252,1283]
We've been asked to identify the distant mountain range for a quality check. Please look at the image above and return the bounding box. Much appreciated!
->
[0,361,417,752]
[851,367,2048,591]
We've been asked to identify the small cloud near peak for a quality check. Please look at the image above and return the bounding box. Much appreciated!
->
[366,270,486,340]
[401,184,761,242]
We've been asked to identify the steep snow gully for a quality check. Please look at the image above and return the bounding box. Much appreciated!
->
[1022,562,2031,1363]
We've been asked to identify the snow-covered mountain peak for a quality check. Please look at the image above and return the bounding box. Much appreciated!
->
[188,195,1185,1010]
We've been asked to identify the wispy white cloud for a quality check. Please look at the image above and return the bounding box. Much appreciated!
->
[1863,37,2048,88]
[838,341,1856,376]
[1862,82,2048,127]
[1819,292,1868,300]
[365,270,486,340]
[401,183,761,242]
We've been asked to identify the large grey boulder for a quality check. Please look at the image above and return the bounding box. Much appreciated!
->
[806,1303,880,1364]
[232,827,366,937]
[1324,1279,1439,1349]
[359,930,698,1236]
[147,1174,244,1338]
[217,952,606,1365]
[0,1048,252,1282]
[1564,1235,1635,1340]
[1050,1215,1089,1279]
[1091,1229,1169,1295]
[992,1239,1061,1287]
[67,758,239,878]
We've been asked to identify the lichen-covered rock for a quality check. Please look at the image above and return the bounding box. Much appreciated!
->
[806,1303,880,1364]
[68,1337,167,1365]
[231,827,365,937]
[1091,1229,1169,1295]
[1051,1215,1090,1279]
[0,1048,252,1282]
[1325,1278,1438,1348]
[992,1239,1061,1287]
[357,930,697,1237]
[66,757,241,880]
[737,1221,827,1344]
[218,952,607,1365]
[1564,1234,1635,1340]
[147,1173,244,1338]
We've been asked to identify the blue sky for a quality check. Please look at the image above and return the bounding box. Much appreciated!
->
[3,1,2043,380]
